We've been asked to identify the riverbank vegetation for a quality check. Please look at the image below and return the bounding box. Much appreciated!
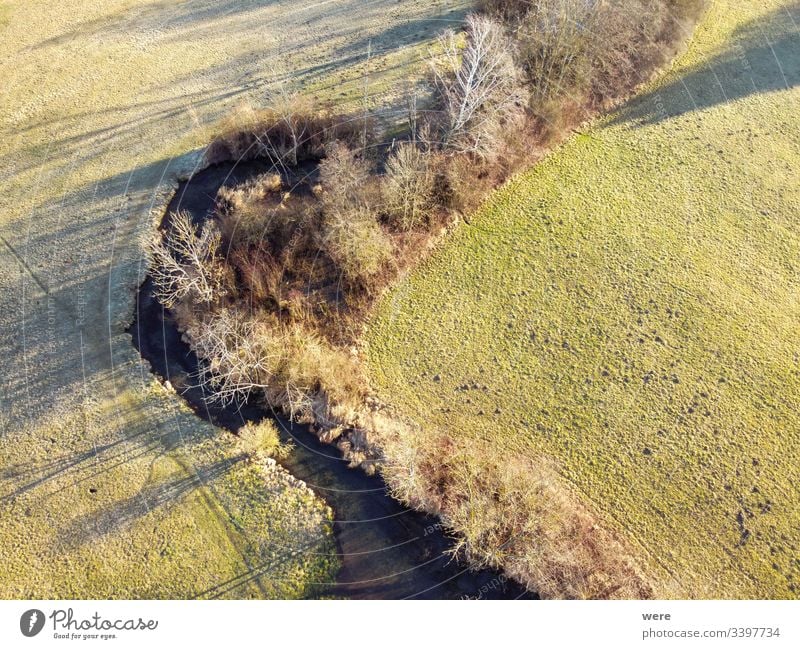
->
[147,0,708,598]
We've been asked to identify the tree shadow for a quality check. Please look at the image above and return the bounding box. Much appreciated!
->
[27,0,280,51]
[0,404,217,505]
[57,454,246,550]
[611,3,800,127]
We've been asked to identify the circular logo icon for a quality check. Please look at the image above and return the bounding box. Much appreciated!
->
[20,609,45,637]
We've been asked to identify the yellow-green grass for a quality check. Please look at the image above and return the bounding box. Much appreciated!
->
[0,386,336,599]
[366,0,800,598]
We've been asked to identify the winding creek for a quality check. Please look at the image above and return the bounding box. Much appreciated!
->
[129,159,532,600]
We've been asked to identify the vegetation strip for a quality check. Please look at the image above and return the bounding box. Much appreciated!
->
[145,0,707,598]
[133,160,532,599]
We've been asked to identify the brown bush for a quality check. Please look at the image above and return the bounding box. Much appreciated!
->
[439,153,495,217]
[482,0,708,115]
[477,0,532,22]
[381,426,655,599]
[517,0,600,109]
[383,142,437,231]
[185,307,364,418]
[216,172,285,248]
[317,142,392,287]
[205,100,365,166]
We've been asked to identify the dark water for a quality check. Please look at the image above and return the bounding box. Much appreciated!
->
[129,159,533,600]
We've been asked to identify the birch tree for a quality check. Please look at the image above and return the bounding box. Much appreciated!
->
[431,14,524,157]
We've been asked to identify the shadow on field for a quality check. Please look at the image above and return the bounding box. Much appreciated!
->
[57,455,246,550]
[28,0,467,52]
[0,155,185,417]
[28,0,279,51]
[613,3,800,126]
[0,404,215,504]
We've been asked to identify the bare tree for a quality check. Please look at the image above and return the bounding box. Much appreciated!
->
[515,0,600,106]
[431,14,525,157]
[262,70,313,168]
[383,142,436,230]
[187,309,281,407]
[404,83,420,143]
[146,211,223,308]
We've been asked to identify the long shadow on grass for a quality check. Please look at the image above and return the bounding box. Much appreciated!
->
[612,3,800,127]
[57,454,246,550]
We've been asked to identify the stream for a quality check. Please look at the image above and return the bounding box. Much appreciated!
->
[129,159,532,600]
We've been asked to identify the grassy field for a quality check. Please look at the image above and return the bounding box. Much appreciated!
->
[0,387,337,598]
[367,0,800,598]
[0,0,469,598]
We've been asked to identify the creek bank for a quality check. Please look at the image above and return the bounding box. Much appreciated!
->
[129,158,533,600]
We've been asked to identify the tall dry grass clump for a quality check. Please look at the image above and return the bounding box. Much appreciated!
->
[237,419,292,460]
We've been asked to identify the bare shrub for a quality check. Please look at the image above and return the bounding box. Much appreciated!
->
[205,101,363,166]
[187,309,282,407]
[478,0,534,23]
[265,85,315,168]
[146,211,223,308]
[590,1,710,105]
[186,307,364,418]
[318,142,391,286]
[381,427,655,599]
[430,14,525,158]
[324,213,392,287]
[383,142,437,230]
[515,0,600,109]
[486,0,707,115]
[440,153,495,217]
[267,326,365,420]
[187,309,318,416]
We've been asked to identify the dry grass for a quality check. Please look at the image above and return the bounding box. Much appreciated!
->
[237,419,292,460]
[1,0,468,599]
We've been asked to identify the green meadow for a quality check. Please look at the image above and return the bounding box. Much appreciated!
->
[367,0,800,598]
